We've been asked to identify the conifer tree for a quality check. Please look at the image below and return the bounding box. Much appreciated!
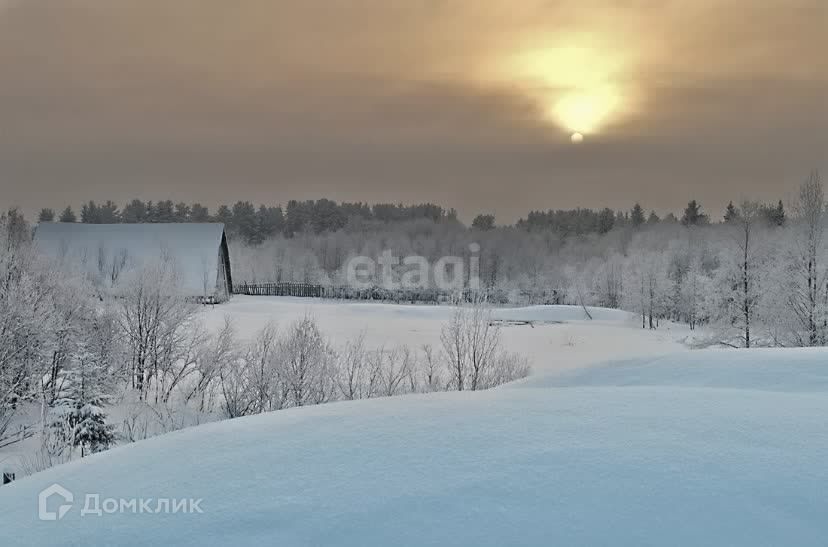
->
[58,206,77,223]
[723,201,740,223]
[630,203,646,227]
[50,340,116,457]
[38,208,55,222]
[681,200,708,226]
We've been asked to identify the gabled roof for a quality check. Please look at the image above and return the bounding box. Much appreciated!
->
[34,222,229,296]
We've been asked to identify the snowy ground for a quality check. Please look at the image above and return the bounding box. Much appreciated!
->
[2,347,828,546]
[11,298,815,546]
[200,296,691,374]
[0,298,688,474]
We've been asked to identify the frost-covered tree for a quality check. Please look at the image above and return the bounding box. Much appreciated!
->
[336,333,373,400]
[419,344,443,393]
[463,301,501,391]
[186,316,237,412]
[785,171,827,346]
[757,232,797,346]
[0,216,61,442]
[624,245,669,329]
[44,281,94,405]
[441,304,469,390]
[279,316,335,407]
[681,254,712,330]
[218,355,255,419]
[711,202,767,347]
[246,323,281,413]
[372,345,416,397]
[216,322,281,417]
[49,338,116,457]
[623,253,649,329]
[591,255,624,309]
[440,298,528,390]
[644,252,668,329]
[116,258,199,400]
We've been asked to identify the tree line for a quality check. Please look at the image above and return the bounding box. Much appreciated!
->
[38,194,788,246]
[516,198,786,234]
[37,199,460,245]
[224,171,827,349]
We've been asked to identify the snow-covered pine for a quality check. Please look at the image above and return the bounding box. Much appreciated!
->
[49,338,116,458]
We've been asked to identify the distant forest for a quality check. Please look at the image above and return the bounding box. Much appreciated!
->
[10,170,828,349]
[35,196,787,244]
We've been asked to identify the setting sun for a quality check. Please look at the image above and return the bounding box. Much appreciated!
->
[490,43,631,135]
[553,86,620,134]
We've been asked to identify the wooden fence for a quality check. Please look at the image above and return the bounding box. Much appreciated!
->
[233,282,327,298]
[232,282,513,304]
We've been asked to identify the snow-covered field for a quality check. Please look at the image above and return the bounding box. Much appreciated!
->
[201,296,690,374]
[0,298,687,469]
[4,298,825,546]
[2,346,828,546]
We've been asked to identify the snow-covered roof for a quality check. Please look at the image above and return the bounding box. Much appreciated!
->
[33,222,229,297]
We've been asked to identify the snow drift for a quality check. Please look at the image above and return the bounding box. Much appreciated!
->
[2,348,827,546]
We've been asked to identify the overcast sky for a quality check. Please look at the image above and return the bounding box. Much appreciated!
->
[1,0,826,221]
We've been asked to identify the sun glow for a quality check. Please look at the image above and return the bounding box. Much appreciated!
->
[494,44,632,135]
[551,85,621,134]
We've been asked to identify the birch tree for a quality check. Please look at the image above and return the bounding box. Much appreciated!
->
[279,316,335,407]
[713,201,767,347]
[786,170,827,345]
[117,258,198,400]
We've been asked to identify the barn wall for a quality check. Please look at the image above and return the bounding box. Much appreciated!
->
[217,231,233,302]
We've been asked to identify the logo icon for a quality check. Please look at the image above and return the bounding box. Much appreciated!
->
[38,483,74,521]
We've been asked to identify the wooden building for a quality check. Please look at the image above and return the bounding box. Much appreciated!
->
[34,222,233,302]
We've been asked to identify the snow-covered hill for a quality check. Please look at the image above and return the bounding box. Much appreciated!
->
[2,348,827,546]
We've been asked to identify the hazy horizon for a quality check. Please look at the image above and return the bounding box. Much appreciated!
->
[0,193,797,227]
